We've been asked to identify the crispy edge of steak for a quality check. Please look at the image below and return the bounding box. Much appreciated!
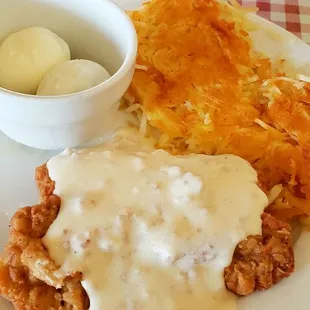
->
[224,213,294,296]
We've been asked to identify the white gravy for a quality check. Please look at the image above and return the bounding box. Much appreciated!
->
[43,128,268,310]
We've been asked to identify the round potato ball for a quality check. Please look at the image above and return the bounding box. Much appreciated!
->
[0,27,70,94]
[37,59,111,96]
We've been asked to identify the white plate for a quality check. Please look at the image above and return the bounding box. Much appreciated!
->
[1,0,310,309]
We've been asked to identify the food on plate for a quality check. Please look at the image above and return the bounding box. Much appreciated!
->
[0,0,303,308]
[37,59,111,96]
[127,0,310,224]
[0,128,293,309]
[0,27,70,94]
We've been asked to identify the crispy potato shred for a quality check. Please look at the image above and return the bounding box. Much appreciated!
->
[126,0,310,224]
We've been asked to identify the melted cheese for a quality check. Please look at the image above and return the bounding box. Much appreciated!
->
[43,128,268,310]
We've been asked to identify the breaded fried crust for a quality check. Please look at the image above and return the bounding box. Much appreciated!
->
[0,165,89,310]
[0,164,294,309]
[224,213,294,296]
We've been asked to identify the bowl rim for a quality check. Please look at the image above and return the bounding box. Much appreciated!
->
[0,0,138,101]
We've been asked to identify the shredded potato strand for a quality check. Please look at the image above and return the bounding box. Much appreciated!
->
[126,0,310,223]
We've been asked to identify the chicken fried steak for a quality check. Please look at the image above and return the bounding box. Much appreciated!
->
[0,163,294,309]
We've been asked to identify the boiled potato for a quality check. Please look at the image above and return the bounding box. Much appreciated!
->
[0,27,70,94]
[37,59,111,96]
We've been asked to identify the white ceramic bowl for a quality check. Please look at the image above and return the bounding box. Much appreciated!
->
[0,0,137,150]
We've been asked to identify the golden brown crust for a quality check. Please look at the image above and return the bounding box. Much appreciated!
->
[224,213,294,296]
[35,165,55,202]
[0,165,89,310]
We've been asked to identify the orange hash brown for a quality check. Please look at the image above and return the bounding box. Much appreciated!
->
[126,0,310,223]
[0,164,294,309]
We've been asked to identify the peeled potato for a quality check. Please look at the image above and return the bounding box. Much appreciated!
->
[0,27,70,94]
[37,59,111,96]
